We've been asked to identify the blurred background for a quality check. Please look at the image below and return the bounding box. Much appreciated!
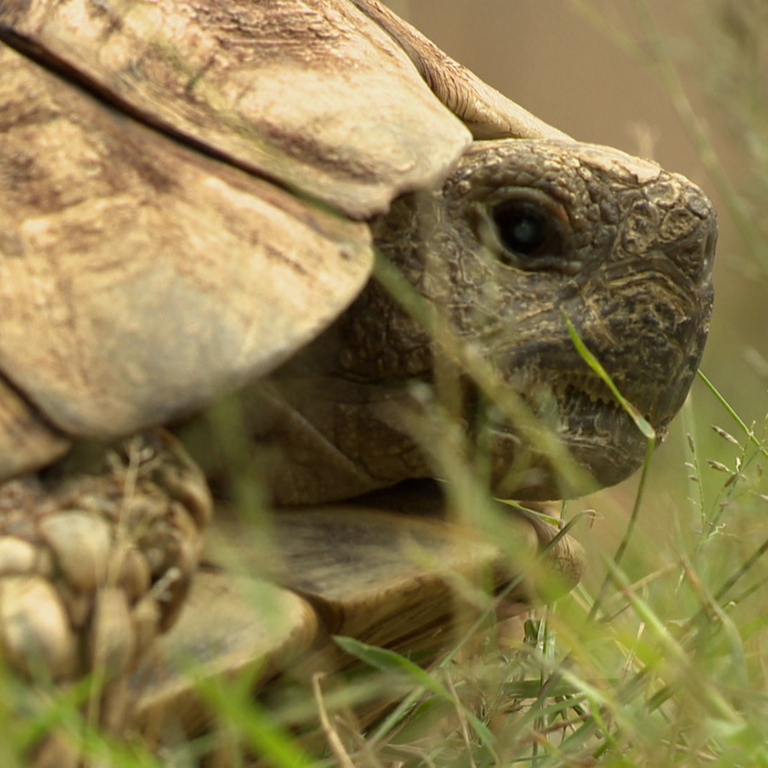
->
[391,0,768,593]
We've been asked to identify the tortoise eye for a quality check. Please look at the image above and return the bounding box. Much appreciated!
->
[474,189,574,273]
[491,200,557,262]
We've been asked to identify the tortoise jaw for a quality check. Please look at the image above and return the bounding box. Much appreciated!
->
[477,263,714,501]
[480,370,671,500]
[553,378,662,491]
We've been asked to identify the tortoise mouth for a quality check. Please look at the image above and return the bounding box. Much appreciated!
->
[473,371,662,500]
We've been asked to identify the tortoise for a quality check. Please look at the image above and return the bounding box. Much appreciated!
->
[0,0,715,761]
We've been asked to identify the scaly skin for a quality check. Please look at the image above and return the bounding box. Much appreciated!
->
[0,433,211,764]
[258,139,715,504]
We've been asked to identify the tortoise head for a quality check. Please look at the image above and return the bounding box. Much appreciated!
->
[261,138,715,505]
[366,139,716,500]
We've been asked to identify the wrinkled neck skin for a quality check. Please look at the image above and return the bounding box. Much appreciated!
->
[256,139,716,507]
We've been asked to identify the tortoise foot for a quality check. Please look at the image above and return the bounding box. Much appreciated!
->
[0,432,212,765]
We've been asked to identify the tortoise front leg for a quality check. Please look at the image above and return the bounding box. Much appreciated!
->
[0,432,211,766]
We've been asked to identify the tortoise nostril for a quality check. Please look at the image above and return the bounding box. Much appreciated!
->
[660,204,717,284]
[661,183,717,283]
[621,182,716,284]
